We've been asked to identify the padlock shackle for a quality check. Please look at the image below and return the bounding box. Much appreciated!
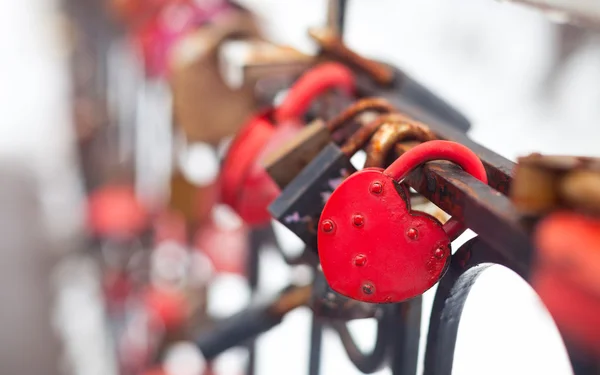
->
[361,115,436,167]
[274,62,355,123]
[339,113,416,157]
[384,140,488,241]
[383,140,488,185]
[325,97,396,133]
[219,110,275,209]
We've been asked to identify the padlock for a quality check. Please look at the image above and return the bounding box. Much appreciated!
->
[220,62,356,226]
[269,113,434,251]
[194,205,248,276]
[318,140,488,303]
[87,184,149,240]
[363,115,436,168]
[167,168,219,230]
[264,97,397,190]
[132,0,230,77]
[168,7,263,145]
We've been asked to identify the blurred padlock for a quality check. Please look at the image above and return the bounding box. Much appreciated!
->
[263,97,396,190]
[220,62,356,226]
[168,7,262,144]
[87,184,149,240]
[133,0,230,76]
[269,113,434,251]
[168,169,218,230]
[169,7,314,146]
[194,205,248,276]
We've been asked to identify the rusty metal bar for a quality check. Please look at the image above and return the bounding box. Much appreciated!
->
[405,162,532,277]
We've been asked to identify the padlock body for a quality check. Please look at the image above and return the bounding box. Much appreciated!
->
[194,221,248,276]
[234,120,302,226]
[269,143,356,251]
[318,169,451,303]
[263,119,330,189]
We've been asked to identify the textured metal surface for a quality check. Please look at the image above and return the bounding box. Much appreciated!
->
[269,143,356,251]
[404,162,532,277]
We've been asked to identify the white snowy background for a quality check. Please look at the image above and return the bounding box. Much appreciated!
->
[1,0,600,374]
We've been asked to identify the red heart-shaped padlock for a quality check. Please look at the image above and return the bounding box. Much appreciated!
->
[318,140,488,303]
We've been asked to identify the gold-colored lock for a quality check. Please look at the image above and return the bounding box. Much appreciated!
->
[169,8,313,145]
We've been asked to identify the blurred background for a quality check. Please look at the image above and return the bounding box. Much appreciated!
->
[0,0,599,374]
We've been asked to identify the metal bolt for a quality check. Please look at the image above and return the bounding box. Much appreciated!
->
[322,220,335,233]
[370,181,383,194]
[362,283,374,295]
[407,227,418,240]
[352,214,364,227]
[434,247,446,259]
[353,254,367,267]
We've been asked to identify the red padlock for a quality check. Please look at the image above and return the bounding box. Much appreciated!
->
[318,140,488,303]
[533,212,600,356]
[194,205,249,276]
[132,0,229,77]
[87,184,149,239]
[220,62,355,226]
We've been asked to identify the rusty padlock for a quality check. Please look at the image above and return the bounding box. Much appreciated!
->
[318,140,488,303]
[269,113,434,251]
[264,97,397,190]
[220,62,356,226]
[168,7,262,145]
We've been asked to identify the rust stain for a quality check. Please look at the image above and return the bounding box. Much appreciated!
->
[326,97,397,132]
[309,27,394,86]
[363,115,436,168]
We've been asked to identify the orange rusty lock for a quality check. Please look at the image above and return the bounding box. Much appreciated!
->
[318,140,488,303]
[220,62,356,226]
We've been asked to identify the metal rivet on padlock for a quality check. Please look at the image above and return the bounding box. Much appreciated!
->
[269,111,437,251]
[220,62,356,226]
[310,269,378,320]
[318,140,488,303]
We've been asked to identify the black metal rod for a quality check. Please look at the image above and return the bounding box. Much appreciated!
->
[423,237,514,375]
[405,163,533,277]
[390,298,422,375]
[308,315,323,375]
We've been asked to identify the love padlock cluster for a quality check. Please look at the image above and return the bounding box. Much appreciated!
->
[70,2,491,374]
[245,94,488,304]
